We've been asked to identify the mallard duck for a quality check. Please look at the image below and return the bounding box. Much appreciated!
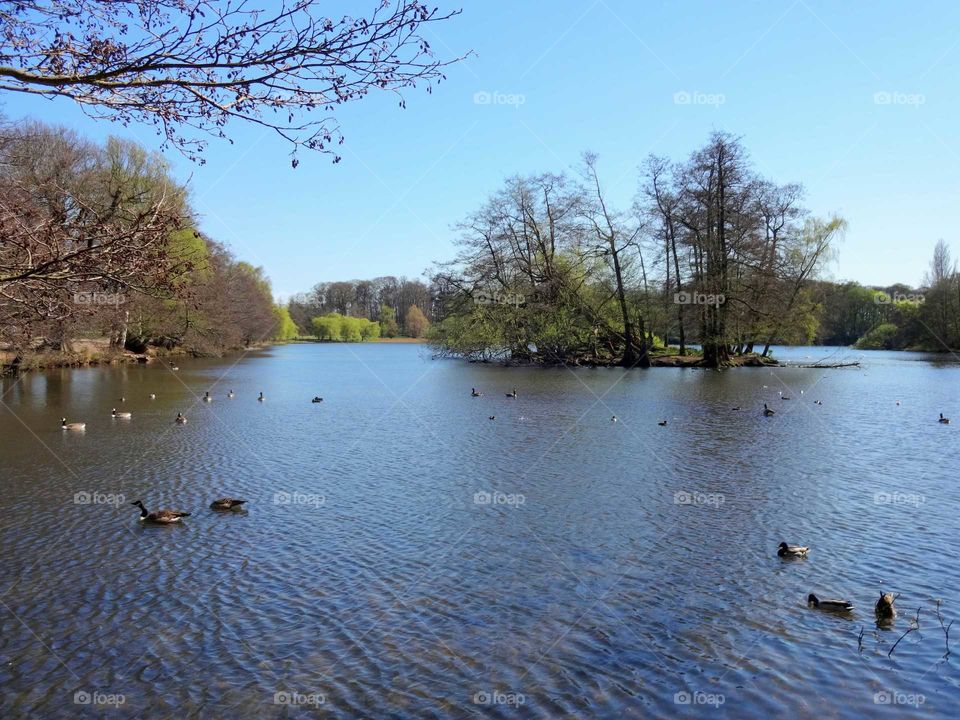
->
[505,389,517,398]
[111,408,132,419]
[875,592,897,620]
[131,500,190,524]
[939,413,950,424]
[258,392,265,402]
[175,412,187,424]
[471,388,482,397]
[311,396,323,403]
[763,404,775,416]
[658,420,668,426]
[227,390,235,398]
[808,593,854,612]
[149,393,156,400]
[61,418,85,431]
[209,498,247,511]
[778,542,809,558]
[203,391,212,403]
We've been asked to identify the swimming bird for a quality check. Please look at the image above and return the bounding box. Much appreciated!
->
[258,392,265,402]
[471,388,482,397]
[895,401,900,406]
[763,404,775,416]
[814,400,822,405]
[170,366,179,371]
[778,542,809,558]
[731,406,742,411]
[149,394,156,400]
[505,389,517,398]
[658,420,668,426]
[209,498,247,511]
[227,390,235,398]
[111,408,131,419]
[61,418,85,431]
[311,396,323,403]
[119,396,126,403]
[131,500,190,524]
[808,593,854,612]
[779,391,791,400]
[203,391,212,403]
[611,415,618,423]
[939,413,950,424]
[875,592,897,620]
[175,413,187,424]
[489,415,496,420]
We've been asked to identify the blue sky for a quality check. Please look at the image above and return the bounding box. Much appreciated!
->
[3,0,959,299]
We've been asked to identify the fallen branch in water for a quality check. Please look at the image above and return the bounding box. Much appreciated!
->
[888,608,922,658]
[797,362,861,369]
[858,625,865,653]
[936,600,954,659]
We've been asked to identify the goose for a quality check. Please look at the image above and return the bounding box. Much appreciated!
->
[814,400,822,405]
[175,412,187,424]
[471,388,482,397]
[731,406,742,411]
[131,500,190,524]
[209,498,247,511]
[311,396,323,403]
[611,415,618,423]
[227,390,235,398]
[778,542,808,558]
[808,593,854,612]
[875,592,897,620]
[939,413,950,424]
[61,418,85,431]
[489,415,496,420]
[658,420,668,427]
[203,391,212,403]
[258,392,265,402]
[149,394,156,400]
[779,391,791,400]
[111,408,132,419]
[505,389,517,398]
[763,404,775,416]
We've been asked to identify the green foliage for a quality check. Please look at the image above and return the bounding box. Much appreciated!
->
[380,304,399,338]
[855,323,899,349]
[405,305,430,337]
[273,305,299,341]
[311,313,380,342]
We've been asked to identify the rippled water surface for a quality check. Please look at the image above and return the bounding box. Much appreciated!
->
[2,343,959,718]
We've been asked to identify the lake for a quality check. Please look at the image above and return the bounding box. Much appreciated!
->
[1,343,959,718]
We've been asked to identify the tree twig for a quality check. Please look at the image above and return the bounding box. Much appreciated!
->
[888,608,922,658]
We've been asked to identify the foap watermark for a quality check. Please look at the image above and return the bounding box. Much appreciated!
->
[674,491,725,508]
[874,690,925,707]
[74,490,126,507]
[474,490,526,508]
[473,690,525,707]
[473,289,525,307]
[273,491,325,508]
[674,690,725,707]
[74,690,126,707]
[674,291,725,308]
[73,291,126,306]
[274,691,325,707]
[473,90,525,108]
[875,291,924,305]
[673,90,726,107]
[874,91,925,107]
[874,491,925,508]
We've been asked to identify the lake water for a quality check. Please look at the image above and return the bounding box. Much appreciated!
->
[1,343,959,718]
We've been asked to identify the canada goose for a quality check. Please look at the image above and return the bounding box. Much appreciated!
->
[471,388,482,397]
[258,392,265,402]
[779,391,791,400]
[61,418,85,431]
[175,413,187,424]
[814,400,822,405]
[203,392,212,403]
[505,389,517,398]
[658,420,668,426]
[209,498,247,511]
[489,415,496,420]
[131,500,190,524]
[611,415,618,423]
[111,408,131,419]
[763,404,775,416]
[808,593,854,612]
[149,394,156,400]
[939,413,950,424]
[227,390,235,398]
[731,406,742,411]
[311,396,323,403]
[875,592,897,620]
[778,542,809,558]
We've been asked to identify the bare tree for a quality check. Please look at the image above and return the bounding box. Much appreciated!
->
[0,1,464,163]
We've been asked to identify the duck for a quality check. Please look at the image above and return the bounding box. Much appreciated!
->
[489,415,496,420]
[258,392,265,402]
[808,593,854,612]
[111,408,132,419]
[203,391,212,403]
[505,389,517,398]
[814,400,822,405]
[939,413,950,424]
[170,366,179,371]
[731,406,742,411]
[209,498,248,511]
[311,396,323,403]
[875,592,897,620]
[119,396,126,403]
[763,404,775,416]
[658,420,668,427]
[778,542,809,558]
[611,415,618,423]
[131,500,190,524]
[175,413,187,424]
[61,418,86,431]
[779,391,791,400]
[149,393,156,400]
[471,388,482,397]
[227,390,235,398]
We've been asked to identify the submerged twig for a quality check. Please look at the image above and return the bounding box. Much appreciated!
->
[858,625,865,653]
[888,608,922,658]
[936,600,954,659]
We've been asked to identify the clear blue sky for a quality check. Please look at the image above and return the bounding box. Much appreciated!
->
[3,0,959,299]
